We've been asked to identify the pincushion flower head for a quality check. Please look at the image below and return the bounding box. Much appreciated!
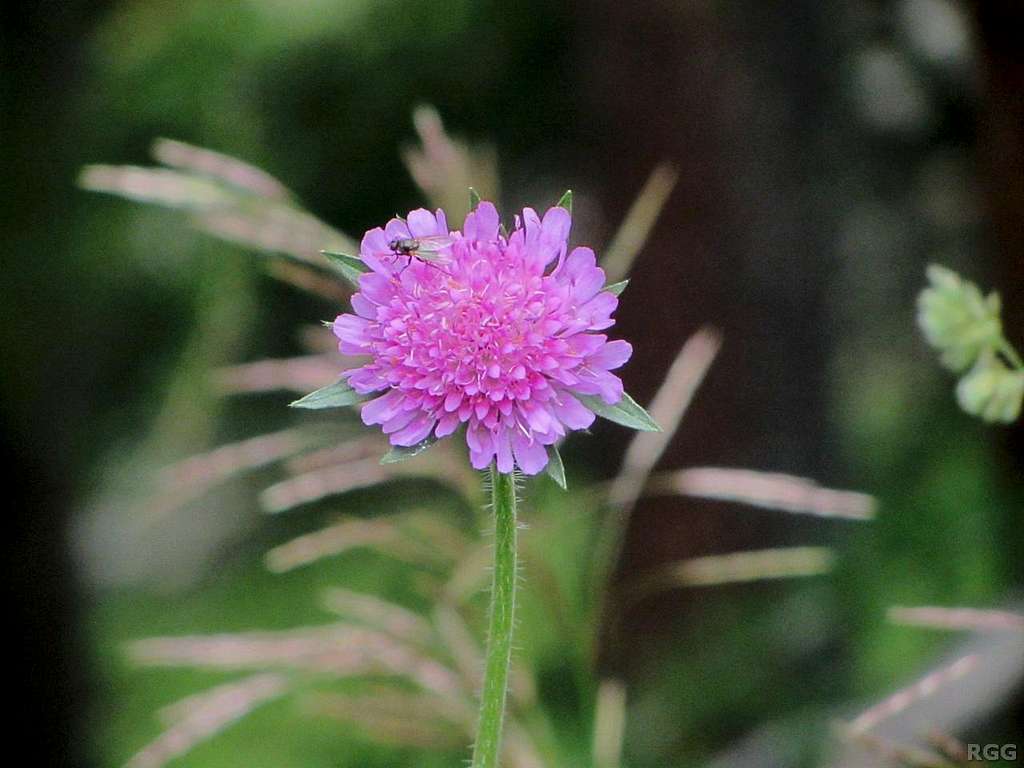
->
[291,195,658,767]
[311,198,657,476]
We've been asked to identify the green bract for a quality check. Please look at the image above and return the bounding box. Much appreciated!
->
[289,379,368,409]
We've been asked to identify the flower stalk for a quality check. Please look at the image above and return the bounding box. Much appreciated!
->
[472,467,519,768]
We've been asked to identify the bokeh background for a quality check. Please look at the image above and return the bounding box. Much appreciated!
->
[4,1,1022,766]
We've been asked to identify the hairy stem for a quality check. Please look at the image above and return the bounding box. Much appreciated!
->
[471,467,519,768]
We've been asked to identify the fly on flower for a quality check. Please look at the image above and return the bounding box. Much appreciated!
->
[386,234,456,270]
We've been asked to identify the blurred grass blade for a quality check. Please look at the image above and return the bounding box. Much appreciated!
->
[837,731,954,768]
[594,328,722,630]
[592,679,627,768]
[306,690,467,749]
[284,436,384,474]
[628,546,835,601]
[844,654,979,735]
[601,163,679,283]
[646,466,876,520]
[608,326,721,508]
[402,105,499,222]
[443,543,493,605]
[197,205,356,268]
[264,259,351,301]
[125,674,288,768]
[152,138,293,200]
[79,165,234,209]
[322,588,433,644]
[80,144,361,294]
[157,427,321,497]
[128,624,464,697]
[264,515,441,572]
[214,354,340,395]
[887,605,1024,633]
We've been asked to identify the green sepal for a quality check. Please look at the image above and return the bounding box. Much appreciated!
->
[381,434,439,464]
[544,445,567,490]
[321,250,369,288]
[576,392,661,432]
[556,189,573,214]
[468,187,482,212]
[289,378,369,410]
[605,280,629,296]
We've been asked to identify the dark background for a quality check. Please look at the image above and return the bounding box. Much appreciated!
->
[3,1,1022,765]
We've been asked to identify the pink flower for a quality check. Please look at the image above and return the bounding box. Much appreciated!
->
[333,202,632,475]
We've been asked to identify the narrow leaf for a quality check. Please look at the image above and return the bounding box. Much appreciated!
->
[605,280,629,296]
[289,379,367,410]
[577,392,661,432]
[321,250,369,287]
[381,435,439,464]
[544,445,567,490]
[556,189,573,214]
[468,187,482,212]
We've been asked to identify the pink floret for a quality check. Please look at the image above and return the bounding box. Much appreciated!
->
[333,202,631,475]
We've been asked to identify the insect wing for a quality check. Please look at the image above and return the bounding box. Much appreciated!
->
[412,234,456,263]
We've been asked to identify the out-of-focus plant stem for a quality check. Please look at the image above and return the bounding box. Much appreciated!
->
[998,338,1024,370]
[471,467,518,768]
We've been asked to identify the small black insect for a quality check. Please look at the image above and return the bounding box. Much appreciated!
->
[387,235,454,270]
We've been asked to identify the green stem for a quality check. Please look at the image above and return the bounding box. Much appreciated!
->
[471,467,519,768]
[998,338,1024,371]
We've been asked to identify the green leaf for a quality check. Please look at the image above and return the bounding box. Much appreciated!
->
[289,379,368,410]
[605,280,629,296]
[917,264,1003,372]
[576,392,661,432]
[321,250,369,287]
[381,434,439,464]
[955,352,1024,424]
[544,445,567,489]
[468,187,482,212]
[556,189,573,215]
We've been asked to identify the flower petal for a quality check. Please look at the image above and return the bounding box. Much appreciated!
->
[551,390,596,430]
[541,206,571,247]
[464,201,500,241]
[511,430,548,474]
[589,340,632,370]
[407,208,443,238]
[361,390,406,425]
[494,428,514,473]
[391,412,437,446]
[350,293,378,319]
[359,228,394,275]
[435,411,460,437]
